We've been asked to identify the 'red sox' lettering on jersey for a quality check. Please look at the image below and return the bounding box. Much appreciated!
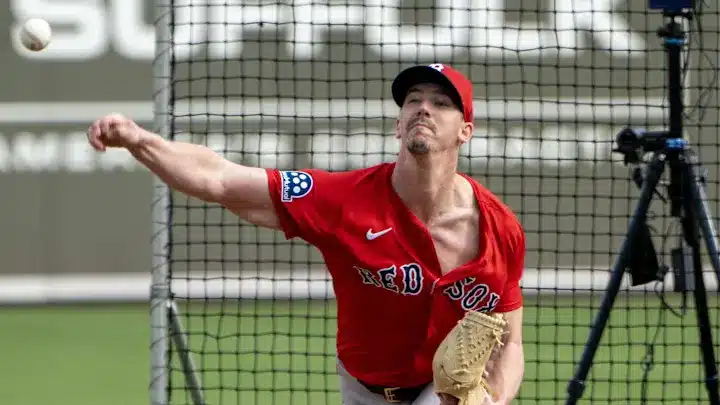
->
[441,276,501,313]
[354,263,424,296]
[265,162,525,387]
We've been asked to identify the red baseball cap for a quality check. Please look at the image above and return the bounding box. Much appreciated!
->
[391,63,474,123]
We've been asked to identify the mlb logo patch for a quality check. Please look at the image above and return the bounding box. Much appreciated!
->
[280,171,313,202]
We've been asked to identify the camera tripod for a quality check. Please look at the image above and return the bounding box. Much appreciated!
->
[565,5,720,405]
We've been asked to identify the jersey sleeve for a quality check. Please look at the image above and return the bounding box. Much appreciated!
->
[265,168,344,245]
[494,218,526,313]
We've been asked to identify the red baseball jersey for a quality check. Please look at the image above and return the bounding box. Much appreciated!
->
[266,162,525,387]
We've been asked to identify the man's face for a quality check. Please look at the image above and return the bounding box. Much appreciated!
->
[395,82,473,155]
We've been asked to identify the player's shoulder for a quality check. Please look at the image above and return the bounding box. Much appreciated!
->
[284,162,391,184]
[463,175,519,217]
[273,162,393,199]
[462,174,524,240]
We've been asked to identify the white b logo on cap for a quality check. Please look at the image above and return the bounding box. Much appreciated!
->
[429,63,445,72]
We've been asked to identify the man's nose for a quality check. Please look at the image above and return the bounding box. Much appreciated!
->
[415,100,432,116]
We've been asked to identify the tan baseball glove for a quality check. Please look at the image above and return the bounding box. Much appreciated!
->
[432,311,507,405]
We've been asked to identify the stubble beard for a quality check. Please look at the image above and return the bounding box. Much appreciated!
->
[405,125,431,155]
[407,138,430,154]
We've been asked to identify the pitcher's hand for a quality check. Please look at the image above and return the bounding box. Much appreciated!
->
[87,113,143,152]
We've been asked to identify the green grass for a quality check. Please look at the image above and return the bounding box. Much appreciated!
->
[0,304,150,405]
[1,293,717,405]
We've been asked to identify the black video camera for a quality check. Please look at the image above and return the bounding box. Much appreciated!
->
[612,128,678,165]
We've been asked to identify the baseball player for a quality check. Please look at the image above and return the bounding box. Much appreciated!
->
[86,63,525,405]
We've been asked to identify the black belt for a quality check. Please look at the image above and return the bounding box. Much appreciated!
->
[358,381,428,403]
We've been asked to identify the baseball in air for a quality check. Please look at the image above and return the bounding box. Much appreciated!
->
[19,18,52,51]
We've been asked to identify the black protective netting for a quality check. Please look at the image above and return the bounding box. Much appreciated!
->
[152,1,720,404]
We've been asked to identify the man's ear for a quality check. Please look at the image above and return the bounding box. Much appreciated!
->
[458,121,474,143]
[395,118,402,139]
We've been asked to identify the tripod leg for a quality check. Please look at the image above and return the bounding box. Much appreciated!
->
[686,157,720,285]
[682,159,720,405]
[565,153,667,405]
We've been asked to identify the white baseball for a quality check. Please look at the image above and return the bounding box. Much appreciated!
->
[19,18,52,51]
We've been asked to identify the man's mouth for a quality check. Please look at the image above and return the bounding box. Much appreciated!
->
[410,122,432,130]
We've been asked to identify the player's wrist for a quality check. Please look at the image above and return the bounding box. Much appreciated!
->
[127,128,152,153]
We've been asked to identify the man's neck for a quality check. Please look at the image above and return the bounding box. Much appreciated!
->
[391,151,459,224]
